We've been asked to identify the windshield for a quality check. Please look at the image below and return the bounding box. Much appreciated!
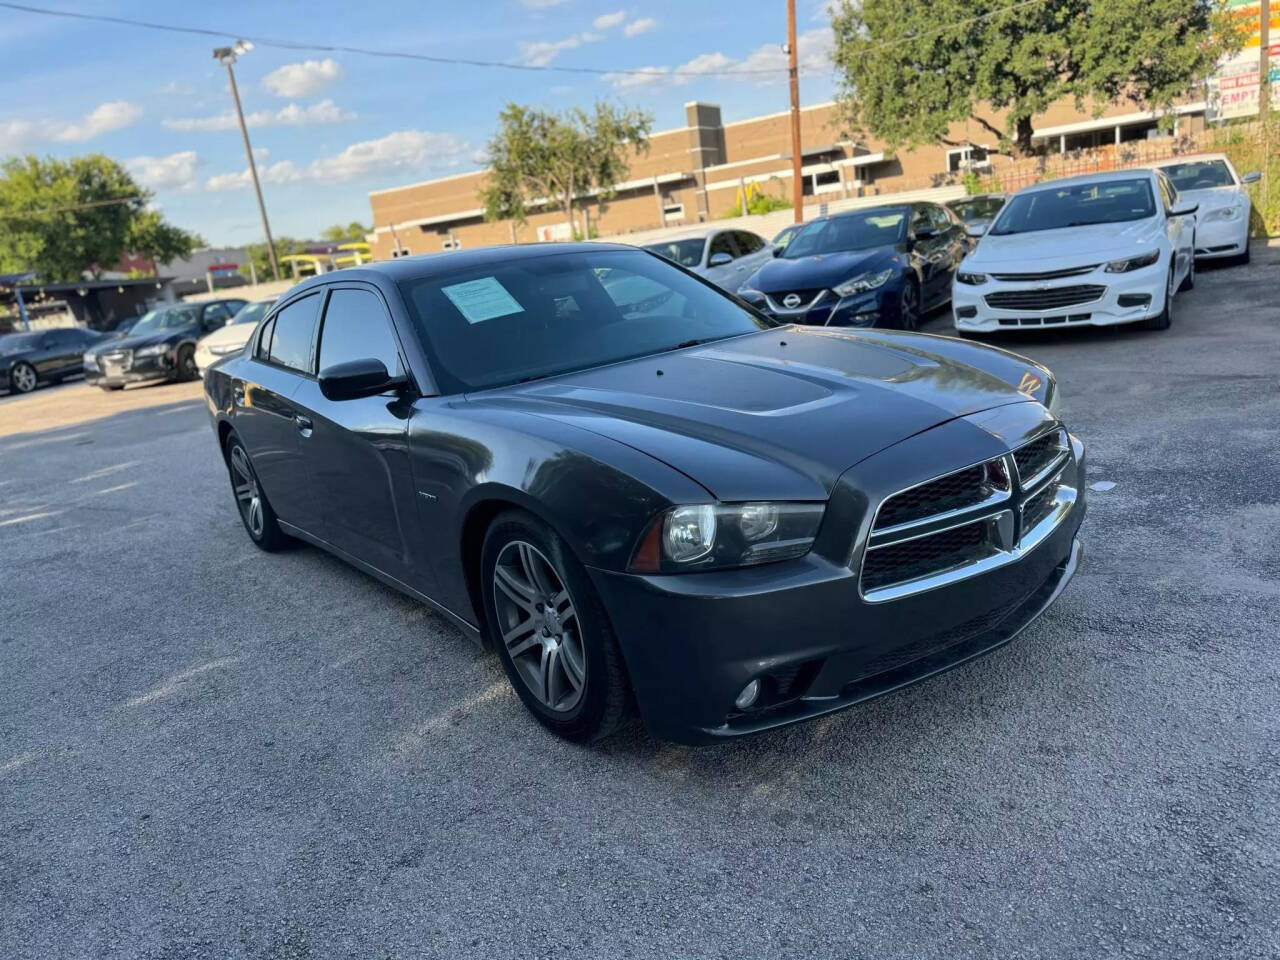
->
[772,224,800,250]
[397,248,773,394]
[1157,160,1234,191]
[990,179,1156,235]
[643,238,705,268]
[231,301,274,326]
[128,305,201,336]
[948,197,1005,223]
[783,209,907,258]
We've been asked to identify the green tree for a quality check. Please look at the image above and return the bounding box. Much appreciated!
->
[240,237,306,282]
[831,0,1241,158]
[0,153,199,281]
[480,101,652,236]
[321,221,370,242]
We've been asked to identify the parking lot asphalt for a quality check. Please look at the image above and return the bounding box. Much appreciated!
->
[2,256,1278,959]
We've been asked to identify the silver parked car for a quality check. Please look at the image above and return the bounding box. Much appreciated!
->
[643,228,775,291]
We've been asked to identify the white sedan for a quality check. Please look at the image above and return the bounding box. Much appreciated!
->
[952,170,1196,334]
[1151,153,1258,264]
[194,298,276,375]
[642,228,775,291]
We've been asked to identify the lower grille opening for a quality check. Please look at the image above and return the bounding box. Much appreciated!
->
[997,313,1092,327]
[862,521,988,593]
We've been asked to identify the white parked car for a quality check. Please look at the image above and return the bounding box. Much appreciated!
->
[194,298,277,375]
[642,228,775,291]
[952,170,1196,334]
[1150,153,1258,264]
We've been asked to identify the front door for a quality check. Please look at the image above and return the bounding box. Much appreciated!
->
[289,285,422,588]
[229,293,322,532]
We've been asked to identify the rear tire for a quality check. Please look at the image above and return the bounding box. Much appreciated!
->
[9,362,37,394]
[224,432,289,551]
[1141,265,1175,331]
[481,510,630,743]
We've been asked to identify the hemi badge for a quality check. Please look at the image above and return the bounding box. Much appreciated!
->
[417,491,437,501]
[1018,371,1042,396]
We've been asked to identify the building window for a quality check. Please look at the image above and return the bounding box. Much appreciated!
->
[663,203,685,221]
[812,169,842,195]
[441,238,462,250]
[946,145,990,173]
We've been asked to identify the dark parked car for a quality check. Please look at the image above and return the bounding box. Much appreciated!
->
[0,327,105,394]
[737,202,969,330]
[947,193,1008,236]
[84,298,246,391]
[770,222,804,255]
[205,244,1084,744]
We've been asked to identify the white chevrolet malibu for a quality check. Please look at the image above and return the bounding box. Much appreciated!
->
[953,170,1196,335]
[194,298,277,375]
[1151,153,1259,264]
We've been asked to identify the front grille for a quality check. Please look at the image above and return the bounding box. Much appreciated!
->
[861,522,986,592]
[990,264,1099,281]
[874,463,991,530]
[1022,482,1059,532]
[99,349,132,373]
[767,288,825,309]
[1013,430,1066,486]
[985,285,1106,311]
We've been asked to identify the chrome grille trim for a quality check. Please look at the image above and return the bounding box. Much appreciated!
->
[764,289,828,314]
[860,429,1076,603]
[985,285,1106,311]
[989,264,1100,281]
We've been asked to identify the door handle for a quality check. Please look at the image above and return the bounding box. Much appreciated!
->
[294,414,313,437]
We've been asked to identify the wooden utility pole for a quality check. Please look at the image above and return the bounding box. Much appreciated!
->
[1261,0,1272,233]
[787,0,803,223]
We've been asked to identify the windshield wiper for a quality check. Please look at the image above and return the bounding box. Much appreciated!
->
[672,338,713,350]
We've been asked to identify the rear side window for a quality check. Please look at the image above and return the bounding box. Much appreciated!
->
[266,294,320,372]
[317,289,403,376]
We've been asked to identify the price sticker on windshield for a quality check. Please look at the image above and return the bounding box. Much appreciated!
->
[441,276,525,324]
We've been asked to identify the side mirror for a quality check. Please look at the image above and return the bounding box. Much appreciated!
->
[912,226,937,242]
[319,358,407,401]
[708,252,733,267]
[1170,201,1199,217]
[966,223,988,238]
[1241,171,1262,184]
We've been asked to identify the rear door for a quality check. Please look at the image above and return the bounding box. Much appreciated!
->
[229,293,322,532]
[289,284,422,587]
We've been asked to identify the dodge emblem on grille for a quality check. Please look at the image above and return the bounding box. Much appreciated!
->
[782,293,802,308]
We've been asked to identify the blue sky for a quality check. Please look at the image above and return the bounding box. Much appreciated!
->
[0,1,838,247]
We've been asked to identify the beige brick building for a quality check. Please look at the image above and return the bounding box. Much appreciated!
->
[366,96,1209,260]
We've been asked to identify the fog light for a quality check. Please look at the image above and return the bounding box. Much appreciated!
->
[955,305,978,319]
[734,679,761,710]
[1117,293,1151,309]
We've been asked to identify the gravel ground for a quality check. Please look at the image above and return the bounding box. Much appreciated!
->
[2,254,1278,959]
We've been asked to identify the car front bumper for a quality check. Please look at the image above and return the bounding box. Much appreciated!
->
[83,352,175,387]
[744,282,906,329]
[589,414,1087,744]
[952,261,1167,332]
[1193,212,1250,259]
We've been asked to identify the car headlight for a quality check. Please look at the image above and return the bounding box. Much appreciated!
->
[833,269,893,297]
[1104,250,1160,273]
[83,353,99,368]
[134,344,170,358]
[736,285,765,299]
[1203,205,1242,222]
[630,502,825,572]
[956,271,988,285]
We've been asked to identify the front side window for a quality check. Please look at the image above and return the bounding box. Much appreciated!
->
[397,249,772,394]
[1158,160,1234,192]
[317,288,403,376]
[230,301,274,327]
[784,208,908,258]
[990,178,1157,235]
[266,294,320,372]
[948,197,1005,224]
[643,238,704,268]
[708,233,736,261]
[735,232,765,255]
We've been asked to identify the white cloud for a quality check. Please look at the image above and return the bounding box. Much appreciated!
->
[51,101,142,141]
[603,28,830,89]
[128,150,199,191]
[157,80,194,96]
[593,10,625,29]
[623,17,657,36]
[521,0,570,6]
[261,58,342,98]
[520,31,602,67]
[204,129,473,191]
[163,99,355,132]
[1,118,35,148]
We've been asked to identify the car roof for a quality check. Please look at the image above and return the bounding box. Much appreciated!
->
[948,193,1006,202]
[1146,152,1230,168]
[1016,169,1157,195]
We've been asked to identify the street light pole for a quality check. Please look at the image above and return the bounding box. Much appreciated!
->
[214,42,281,282]
[787,0,803,224]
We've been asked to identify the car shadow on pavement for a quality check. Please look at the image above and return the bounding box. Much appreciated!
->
[0,397,205,450]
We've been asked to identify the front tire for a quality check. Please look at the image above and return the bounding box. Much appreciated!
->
[1141,264,1175,331]
[225,433,289,551]
[897,278,920,332]
[9,362,38,394]
[481,510,630,743]
[1178,246,1195,291]
[100,384,125,391]
[176,345,198,381]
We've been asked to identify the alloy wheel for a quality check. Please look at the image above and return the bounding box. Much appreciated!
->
[900,283,919,331]
[229,444,264,538]
[492,541,586,713]
[11,363,37,393]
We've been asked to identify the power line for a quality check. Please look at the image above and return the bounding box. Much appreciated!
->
[0,194,143,220]
[0,1,790,78]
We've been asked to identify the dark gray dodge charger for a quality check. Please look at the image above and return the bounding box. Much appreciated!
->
[203,243,1085,745]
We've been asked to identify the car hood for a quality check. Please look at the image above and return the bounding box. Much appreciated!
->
[1175,185,1241,212]
[90,328,191,353]
[472,328,1036,501]
[746,246,899,292]
[199,323,254,349]
[973,219,1161,265]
